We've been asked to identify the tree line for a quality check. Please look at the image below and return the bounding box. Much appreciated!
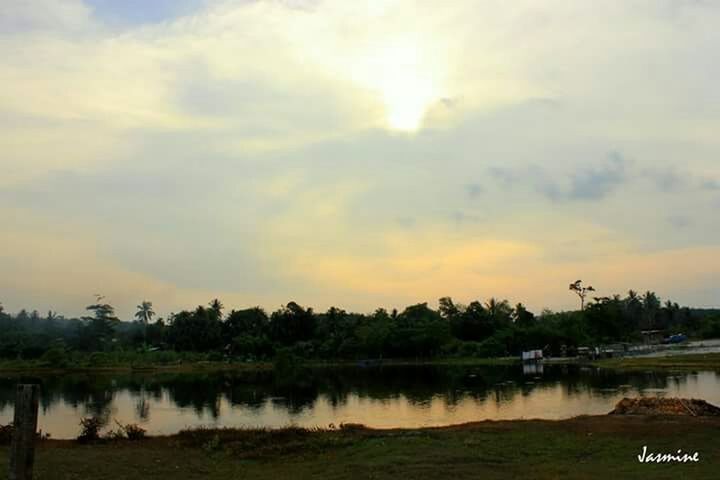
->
[1,286,719,362]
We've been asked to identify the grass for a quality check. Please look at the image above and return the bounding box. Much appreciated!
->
[3,350,720,375]
[0,355,518,375]
[594,352,720,371]
[2,416,719,479]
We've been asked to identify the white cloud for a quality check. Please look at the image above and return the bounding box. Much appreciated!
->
[1,0,719,313]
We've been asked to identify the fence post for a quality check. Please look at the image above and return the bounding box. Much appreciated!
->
[8,384,40,480]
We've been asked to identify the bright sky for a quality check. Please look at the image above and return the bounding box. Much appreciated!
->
[1,0,719,319]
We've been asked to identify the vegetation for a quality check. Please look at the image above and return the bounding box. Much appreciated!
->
[1,417,719,479]
[594,352,720,371]
[1,288,719,369]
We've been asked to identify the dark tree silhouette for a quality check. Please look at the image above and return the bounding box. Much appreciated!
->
[569,280,595,310]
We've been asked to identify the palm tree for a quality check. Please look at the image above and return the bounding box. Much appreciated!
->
[135,301,155,349]
[209,299,224,320]
[642,291,660,329]
[485,297,512,324]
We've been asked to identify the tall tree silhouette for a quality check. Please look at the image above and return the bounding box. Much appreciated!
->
[569,280,595,310]
[135,301,155,349]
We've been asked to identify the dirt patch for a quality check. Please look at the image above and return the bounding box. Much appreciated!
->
[609,397,720,416]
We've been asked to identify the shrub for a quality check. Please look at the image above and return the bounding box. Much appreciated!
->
[77,417,104,443]
[458,341,481,357]
[207,351,224,362]
[105,420,146,441]
[476,336,506,358]
[40,347,69,367]
[0,423,13,445]
[88,352,111,366]
[123,423,147,440]
[700,317,720,340]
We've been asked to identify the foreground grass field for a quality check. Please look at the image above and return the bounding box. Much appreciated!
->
[2,416,719,479]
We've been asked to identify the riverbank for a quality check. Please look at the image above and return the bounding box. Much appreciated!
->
[0,356,518,375]
[2,350,719,376]
[593,352,720,371]
[1,416,718,479]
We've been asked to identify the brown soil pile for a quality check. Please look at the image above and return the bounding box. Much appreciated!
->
[609,397,720,416]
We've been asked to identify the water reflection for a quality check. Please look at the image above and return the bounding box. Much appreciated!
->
[1,365,719,439]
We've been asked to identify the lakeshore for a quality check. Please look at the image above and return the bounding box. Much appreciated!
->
[2,350,720,375]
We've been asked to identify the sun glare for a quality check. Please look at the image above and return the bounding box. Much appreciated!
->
[360,39,443,132]
[382,76,436,131]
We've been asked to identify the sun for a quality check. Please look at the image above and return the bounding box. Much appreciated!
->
[382,75,437,131]
[360,39,443,132]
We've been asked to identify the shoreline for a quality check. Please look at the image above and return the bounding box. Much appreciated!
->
[2,351,720,375]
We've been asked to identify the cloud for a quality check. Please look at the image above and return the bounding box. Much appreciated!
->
[85,0,209,27]
[465,183,483,198]
[0,0,93,34]
[482,152,629,203]
[566,152,628,200]
[1,0,720,314]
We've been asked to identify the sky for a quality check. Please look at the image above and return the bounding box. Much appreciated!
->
[1,0,719,319]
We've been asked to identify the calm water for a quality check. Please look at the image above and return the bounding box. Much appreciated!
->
[2,364,719,439]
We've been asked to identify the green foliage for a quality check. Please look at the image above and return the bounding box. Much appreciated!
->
[476,336,506,358]
[273,348,304,376]
[699,316,720,339]
[40,346,69,367]
[2,291,719,366]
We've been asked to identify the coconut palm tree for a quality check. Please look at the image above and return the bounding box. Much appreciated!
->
[135,301,155,349]
[209,298,224,320]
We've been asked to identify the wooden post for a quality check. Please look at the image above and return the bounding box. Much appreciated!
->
[8,384,40,480]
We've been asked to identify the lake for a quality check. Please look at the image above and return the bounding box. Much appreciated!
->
[2,364,720,439]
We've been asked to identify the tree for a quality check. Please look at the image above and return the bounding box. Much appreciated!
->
[513,303,535,327]
[209,299,224,320]
[82,295,120,351]
[270,302,316,345]
[135,301,155,349]
[438,297,461,320]
[167,306,223,352]
[641,291,661,330]
[485,298,513,327]
[569,280,595,310]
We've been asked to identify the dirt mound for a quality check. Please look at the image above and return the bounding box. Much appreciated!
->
[609,397,720,416]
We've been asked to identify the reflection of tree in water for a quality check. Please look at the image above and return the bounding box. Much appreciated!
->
[163,375,224,419]
[272,368,320,415]
[135,395,150,421]
[2,366,716,427]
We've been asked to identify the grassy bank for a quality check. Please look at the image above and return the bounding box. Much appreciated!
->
[594,352,720,371]
[2,416,719,479]
[0,356,519,375]
[3,350,720,375]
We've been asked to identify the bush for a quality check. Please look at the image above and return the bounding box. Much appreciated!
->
[700,317,720,340]
[458,341,481,357]
[476,337,506,358]
[273,348,304,374]
[123,423,147,440]
[0,423,13,445]
[106,420,146,441]
[207,351,224,362]
[77,417,104,443]
[40,347,68,367]
[88,352,111,366]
